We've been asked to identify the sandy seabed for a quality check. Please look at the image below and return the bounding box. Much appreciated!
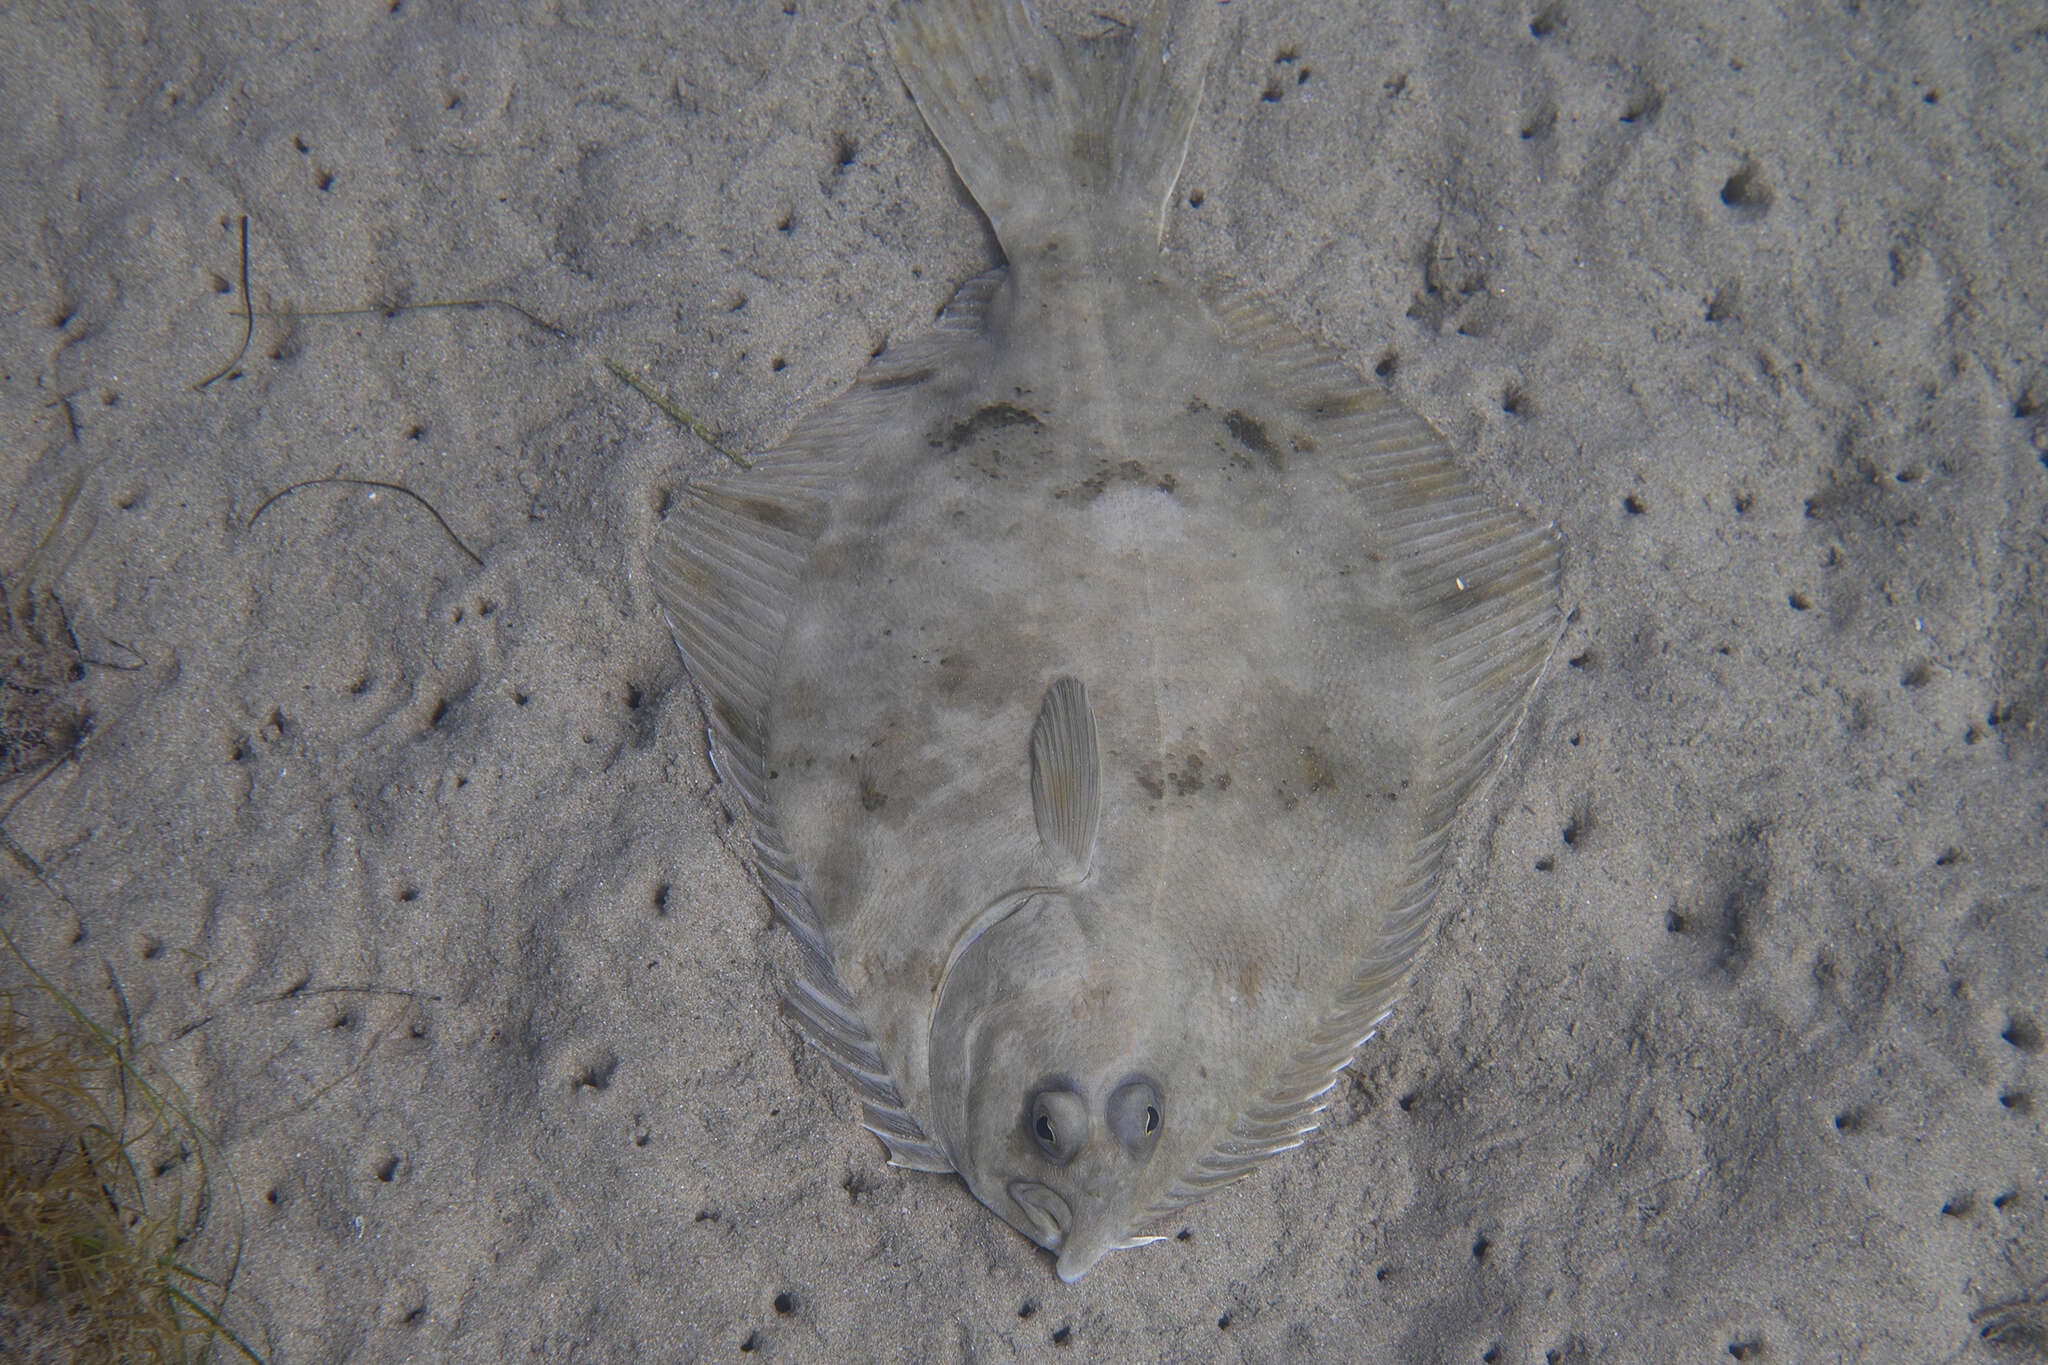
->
[2,1,2044,1360]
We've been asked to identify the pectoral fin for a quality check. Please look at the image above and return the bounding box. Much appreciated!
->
[1029,677,1100,881]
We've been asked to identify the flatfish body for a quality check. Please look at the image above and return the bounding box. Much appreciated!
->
[653,0,1561,1281]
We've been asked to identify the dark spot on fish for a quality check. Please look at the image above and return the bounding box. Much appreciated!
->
[709,693,764,755]
[1136,766,1166,800]
[701,487,807,535]
[1169,752,1207,794]
[944,401,1044,451]
[1214,772,1231,791]
[863,365,936,391]
[1296,745,1336,793]
[1224,409,1283,470]
[1068,126,1112,173]
[1310,389,1375,419]
[1186,394,1211,414]
[1071,466,1113,501]
[1056,460,1163,504]
[858,771,887,812]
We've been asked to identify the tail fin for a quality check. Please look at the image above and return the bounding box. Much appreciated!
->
[885,0,1205,245]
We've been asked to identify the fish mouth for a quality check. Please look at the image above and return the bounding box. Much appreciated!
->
[1006,1180,1071,1249]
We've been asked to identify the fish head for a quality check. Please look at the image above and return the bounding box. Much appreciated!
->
[928,887,1173,1282]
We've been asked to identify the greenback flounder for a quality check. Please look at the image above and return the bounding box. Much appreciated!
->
[652,0,1562,1282]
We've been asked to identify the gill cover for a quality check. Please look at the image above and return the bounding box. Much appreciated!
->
[928,678,1149,1280]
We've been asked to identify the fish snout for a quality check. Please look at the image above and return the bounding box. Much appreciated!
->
[1053,1223,1117,1283]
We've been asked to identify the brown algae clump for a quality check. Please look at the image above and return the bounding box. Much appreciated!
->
[0,958,260,1363]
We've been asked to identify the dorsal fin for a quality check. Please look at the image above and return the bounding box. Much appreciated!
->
[1029,677,1100,880]
[648,267,1006,1179]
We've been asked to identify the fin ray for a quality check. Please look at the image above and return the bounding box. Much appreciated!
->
[1135,281,1564,1235]
[886,0,1205,243]
[1029,676,1101,879]
[649,271,1006,1183]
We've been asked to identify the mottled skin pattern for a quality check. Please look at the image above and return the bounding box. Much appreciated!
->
[770,231,1436,1275]
[654,0,1559,1281]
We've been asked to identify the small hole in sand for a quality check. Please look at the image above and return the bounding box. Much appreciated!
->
[1720,160,1773,219]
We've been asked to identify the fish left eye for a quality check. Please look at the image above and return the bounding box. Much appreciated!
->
[1107,1077,1161,1156]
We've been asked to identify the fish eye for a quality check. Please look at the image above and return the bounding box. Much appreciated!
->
[1027,1088,1088,1164]
[1107,1077,1161,1156]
